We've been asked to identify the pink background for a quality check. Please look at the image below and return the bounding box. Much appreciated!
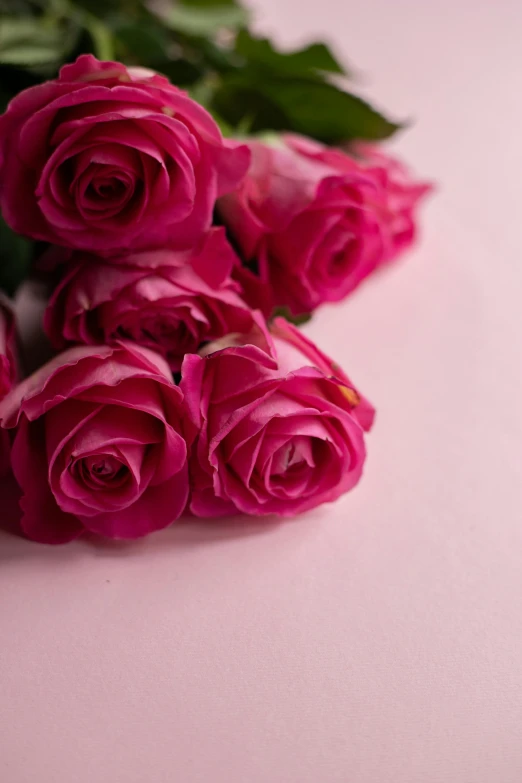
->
[2,1,522,781]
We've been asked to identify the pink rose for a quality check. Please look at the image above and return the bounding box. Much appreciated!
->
[44,229,255,371]
[0,55,250,253]
[181,315,374,517]
[219,134,431,315]
[0,295,17,476]
[0,343,191,543]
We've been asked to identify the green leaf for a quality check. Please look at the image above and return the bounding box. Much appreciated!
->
[0,17,66,66]
[0,44,57,65]
[0,85,12,114]
[272,307,312,326]
[193,37,240,73]
[265,78,401,141]
[60,0,120,13]
[213,73,402,142]
[235,30,345,76]
[153,58,203,86]
[148,0,248,37]
[188,76,217,107]
[0,1,35,13]
[212,81,289,135]
[74,10,115,61]
[292,42,345,74]
[113,21,169,62]
[0,216,33,297]
[0,66,42,109]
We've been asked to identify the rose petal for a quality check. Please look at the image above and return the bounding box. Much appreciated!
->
[80,466,189,539]
[11,418,83,544]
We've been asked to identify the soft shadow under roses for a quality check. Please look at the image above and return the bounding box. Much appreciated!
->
[0,468,323,562]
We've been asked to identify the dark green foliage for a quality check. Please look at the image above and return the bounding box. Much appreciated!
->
[0,0,401,295]
[0,0,400,141]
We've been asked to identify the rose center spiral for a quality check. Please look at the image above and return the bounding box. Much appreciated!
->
[79,455,127,487]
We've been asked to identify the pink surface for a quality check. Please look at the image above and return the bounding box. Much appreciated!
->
[1,1,522,781]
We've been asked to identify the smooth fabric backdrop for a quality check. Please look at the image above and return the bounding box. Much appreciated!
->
[1,1,521,781]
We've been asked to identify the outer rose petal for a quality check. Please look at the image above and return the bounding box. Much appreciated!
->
[80,468,189,539]
[270,317,375,432]
[11,418,83,544]
[214,139,252,198]
[0,342,173,428]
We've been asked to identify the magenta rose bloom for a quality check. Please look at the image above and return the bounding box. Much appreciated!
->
[44,229,255,371]
[0,343,191,543]
[0,55,250,253]
[219,133,431,316]
[181,315,374,517]
[0,295,17,476]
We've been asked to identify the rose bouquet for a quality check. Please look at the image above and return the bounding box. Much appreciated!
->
[0,1,430,543]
